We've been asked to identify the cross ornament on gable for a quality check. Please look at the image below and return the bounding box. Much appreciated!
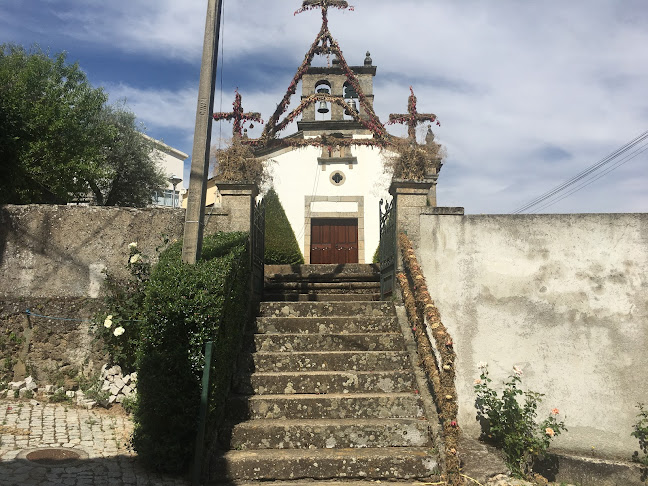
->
[295,0,354,19]
[388,87,440,142]
[213,90,263,138]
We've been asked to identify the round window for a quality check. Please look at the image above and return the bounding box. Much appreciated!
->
[330,171,346,186]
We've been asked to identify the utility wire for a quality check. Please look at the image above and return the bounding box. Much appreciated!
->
[530,142,648,213]
[512,130,648,214]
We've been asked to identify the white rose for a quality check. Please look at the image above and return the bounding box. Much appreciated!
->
[104,316,113,328]
[129,242,138,249]
[130,254,141,264]
[113,326,125,337]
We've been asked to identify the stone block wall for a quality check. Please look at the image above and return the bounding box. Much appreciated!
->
[0,204,231,382]
[0,204,228,298]
[416,213,648,459]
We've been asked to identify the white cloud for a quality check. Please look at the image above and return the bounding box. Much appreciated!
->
[37,0,647,213]
[105,83,198,133]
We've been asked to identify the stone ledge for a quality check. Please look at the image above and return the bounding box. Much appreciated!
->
[536,451,647,486]
[422,207,465,215]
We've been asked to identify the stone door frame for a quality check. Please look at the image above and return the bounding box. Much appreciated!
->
[304,195,365,264]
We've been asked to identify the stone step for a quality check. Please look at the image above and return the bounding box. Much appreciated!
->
[221,418,433,450]
[234,370,417,395]
[241,351,412,373]
[209,447,439,481]
[265,264,380,283]
[207,482,430,486]
[253,333,405,352]
[264,292,380,302]
[265,281,380,291]
[260,301,395,318]
[254,316,398,334]
[227,393,425,421]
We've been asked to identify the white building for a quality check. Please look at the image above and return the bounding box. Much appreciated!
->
[203,5,440,264]
[146,135,188,208]
[259,55,390,264]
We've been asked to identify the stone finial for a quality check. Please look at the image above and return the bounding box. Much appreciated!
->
[364,51,372,66]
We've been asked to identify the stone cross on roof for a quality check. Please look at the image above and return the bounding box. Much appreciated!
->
[388,87,439,142]
[213,90,263,138]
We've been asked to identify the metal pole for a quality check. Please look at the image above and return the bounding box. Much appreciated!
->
[182,0,223,264]
[192,341,214,485]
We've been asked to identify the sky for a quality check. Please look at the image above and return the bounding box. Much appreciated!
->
[2,0,647,214]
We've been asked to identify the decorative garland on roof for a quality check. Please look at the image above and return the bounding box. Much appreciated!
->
[388,86,440,141]
[258,1,386,147]
[210,3,443,163]
[213,89,263,137]
[245,133,389,150]
[294,0,354,16]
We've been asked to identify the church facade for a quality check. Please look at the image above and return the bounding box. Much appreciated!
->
[202,1,441,265]
[260,52,391,264]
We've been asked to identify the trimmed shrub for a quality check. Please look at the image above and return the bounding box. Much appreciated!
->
[372,245,380,264]
[264,187,304,264]
[132,232,251,473]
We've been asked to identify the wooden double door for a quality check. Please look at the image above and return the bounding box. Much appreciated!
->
[310,218,359,264]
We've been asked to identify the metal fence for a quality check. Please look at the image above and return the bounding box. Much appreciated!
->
[379,197,396,300]
[251,197,266,300]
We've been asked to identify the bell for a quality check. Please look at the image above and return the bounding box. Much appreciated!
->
[345,99,358,116]
[318,101,329,114]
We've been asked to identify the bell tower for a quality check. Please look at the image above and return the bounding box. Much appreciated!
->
[298,52,376,136]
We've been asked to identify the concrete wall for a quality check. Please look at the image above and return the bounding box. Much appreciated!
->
[0,204,229,299]
[417,213,648,459]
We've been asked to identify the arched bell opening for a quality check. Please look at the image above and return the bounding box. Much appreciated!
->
[343,81,359,121]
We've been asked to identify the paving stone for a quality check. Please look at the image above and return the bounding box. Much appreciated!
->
[0,399,190,485]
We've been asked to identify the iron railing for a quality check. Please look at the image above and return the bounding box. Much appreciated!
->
[251,197,266,300]
[379,197,396,300]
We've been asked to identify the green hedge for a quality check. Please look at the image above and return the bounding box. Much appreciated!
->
[264,187,304,264]
[132,232,251,473]
[372,245,380,264]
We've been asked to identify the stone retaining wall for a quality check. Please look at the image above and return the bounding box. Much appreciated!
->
[0,203,234,383]
[0,205,229,298]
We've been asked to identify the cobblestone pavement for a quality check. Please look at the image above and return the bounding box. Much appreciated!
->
[0,399,189,486]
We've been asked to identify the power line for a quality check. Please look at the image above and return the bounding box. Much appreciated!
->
[530,143,648,213]
[512,130,648,214]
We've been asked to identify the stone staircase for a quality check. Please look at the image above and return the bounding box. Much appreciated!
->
[210,264,439,483]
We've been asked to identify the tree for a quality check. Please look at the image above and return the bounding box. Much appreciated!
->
[0,44,166,207]
[89,104,167,207]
